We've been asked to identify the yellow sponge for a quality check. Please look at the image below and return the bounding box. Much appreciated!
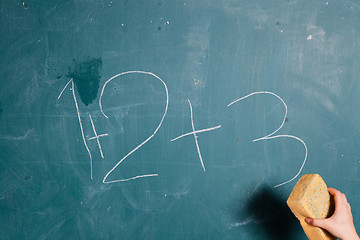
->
[287,174,335,240]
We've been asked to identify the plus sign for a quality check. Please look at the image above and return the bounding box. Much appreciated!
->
[88,113,108,159]
[171,99,221,171]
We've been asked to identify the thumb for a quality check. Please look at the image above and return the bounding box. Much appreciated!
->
[306,217,329,229]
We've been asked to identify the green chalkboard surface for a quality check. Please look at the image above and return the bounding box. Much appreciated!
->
[1,0,360,239]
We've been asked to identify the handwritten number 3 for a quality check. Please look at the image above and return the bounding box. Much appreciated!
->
[99,71,169,184]
[228,91,308,188]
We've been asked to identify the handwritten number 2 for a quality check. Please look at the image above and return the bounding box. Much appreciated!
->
[99,71,169,184]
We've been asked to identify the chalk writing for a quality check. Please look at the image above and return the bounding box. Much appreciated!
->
[58,79,93,179]
[88,113,108,159]
[171,125,221,142]
[171,99,222,171]
[70,80,94,179]
[58,73,308,188]
[228,91,308,188]
[99,71,168,183]
[57,79,72,100]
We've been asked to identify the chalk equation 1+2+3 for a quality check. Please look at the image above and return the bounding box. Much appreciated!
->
[58,71,307,188]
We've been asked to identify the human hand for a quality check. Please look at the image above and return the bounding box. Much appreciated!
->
[306,187,360,240]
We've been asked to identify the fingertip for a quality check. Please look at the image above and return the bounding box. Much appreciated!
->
[327,187,338,194]
[305,218,313,225]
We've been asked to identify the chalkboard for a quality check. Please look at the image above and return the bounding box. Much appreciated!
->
[1,0,360,239]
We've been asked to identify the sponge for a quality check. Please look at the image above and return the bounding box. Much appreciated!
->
[287,174,335,240]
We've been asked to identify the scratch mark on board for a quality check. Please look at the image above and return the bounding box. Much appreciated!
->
[0,129,34,140]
